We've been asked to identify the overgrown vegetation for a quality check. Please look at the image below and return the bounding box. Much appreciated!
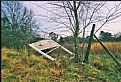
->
[1,46,121,81]
[1,1,40,49]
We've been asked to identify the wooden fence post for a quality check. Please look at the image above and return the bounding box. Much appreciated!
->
[83,24,95,63]
[93,35,121,67]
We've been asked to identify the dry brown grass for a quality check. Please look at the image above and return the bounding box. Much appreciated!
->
[1,47,19,60]
[90,42,121,54]
[79,42,121,54]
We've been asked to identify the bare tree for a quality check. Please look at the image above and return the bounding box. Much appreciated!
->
[32,1,121,63]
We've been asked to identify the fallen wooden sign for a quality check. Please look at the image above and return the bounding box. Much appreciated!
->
[29,40,74,61]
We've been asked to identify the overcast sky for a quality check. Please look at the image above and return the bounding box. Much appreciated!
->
[22,1,121,37]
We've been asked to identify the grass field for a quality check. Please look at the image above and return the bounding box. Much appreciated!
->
[1,42,121,82]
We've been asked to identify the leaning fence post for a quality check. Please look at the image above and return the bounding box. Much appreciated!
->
[83,24,95,63]
[93,35,121,67]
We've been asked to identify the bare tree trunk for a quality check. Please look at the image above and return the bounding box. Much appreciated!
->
[73,0,79,63]
[81,27,85,60]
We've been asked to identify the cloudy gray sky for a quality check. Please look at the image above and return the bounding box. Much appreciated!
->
[22,1,121,37]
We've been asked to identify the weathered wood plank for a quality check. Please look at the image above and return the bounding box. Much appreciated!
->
[29,44,55,61]
[46,46,60,54]
[61,46,74,55]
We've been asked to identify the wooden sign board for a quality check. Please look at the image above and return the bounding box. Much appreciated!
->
[29,40,74,61]
[29,40,61,50]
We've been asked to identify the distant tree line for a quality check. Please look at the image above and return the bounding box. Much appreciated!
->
[51,31,121,44]
[99,31,121,42]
